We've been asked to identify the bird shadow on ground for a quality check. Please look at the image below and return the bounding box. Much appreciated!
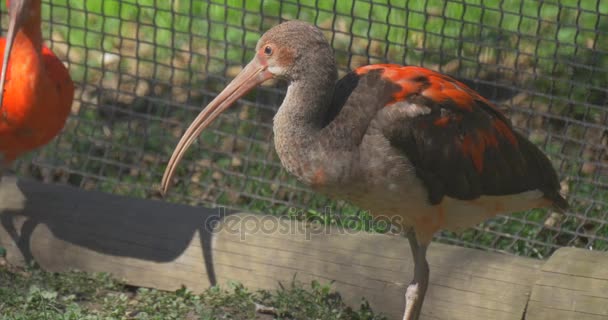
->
[0,176,245,287]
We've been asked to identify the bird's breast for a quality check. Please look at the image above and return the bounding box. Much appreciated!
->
[0,39,73,163]
[0,37,43,128]
[274,139,357,189]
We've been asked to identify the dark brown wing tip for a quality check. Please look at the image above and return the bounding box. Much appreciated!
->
[549,192,570,213]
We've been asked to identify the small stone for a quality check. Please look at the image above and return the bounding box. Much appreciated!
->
[581,162,596,175]
[197,159,212,167]
[212,171,223,180]
[102,52,120,66]
[190,173,201,184]
[560,179,570,196]
[130,168,139,176]
[226,66,243,78]
[231,157,242,167]
[544,212,564,228]
[238,106,249,120]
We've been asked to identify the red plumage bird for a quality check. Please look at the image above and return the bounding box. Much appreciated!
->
[0,0,74,173]
[161,21,568,320]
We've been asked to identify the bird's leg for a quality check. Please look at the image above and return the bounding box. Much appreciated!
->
[0,154,5,182]
[0,160,6,183]
[403,228,429,320]
[1,166,12,181]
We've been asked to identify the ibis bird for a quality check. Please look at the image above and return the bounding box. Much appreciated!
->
[161,20,568,319]
[0,0,74,174]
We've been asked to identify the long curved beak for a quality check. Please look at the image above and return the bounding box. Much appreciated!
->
[160,57,273,195]
[0,0,31,111]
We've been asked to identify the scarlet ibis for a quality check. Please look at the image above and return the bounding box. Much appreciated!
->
[0,0,74,173]
[161,21,568,319]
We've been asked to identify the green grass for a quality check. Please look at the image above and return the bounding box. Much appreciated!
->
[0,263,386,320]
[2,0,606,258]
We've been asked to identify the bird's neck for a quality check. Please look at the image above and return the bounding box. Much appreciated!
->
[274,79,333,135]
[15,31,42,56]
[273,68,359,186]
[17,3,43,53]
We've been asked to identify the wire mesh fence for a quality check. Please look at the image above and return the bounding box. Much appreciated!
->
[2,0,607,259]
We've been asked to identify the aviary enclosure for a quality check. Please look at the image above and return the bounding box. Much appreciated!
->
[0,0,606,319]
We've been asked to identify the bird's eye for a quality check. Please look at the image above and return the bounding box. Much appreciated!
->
[264,46,273,56]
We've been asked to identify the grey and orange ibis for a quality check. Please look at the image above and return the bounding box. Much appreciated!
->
[161,20,568,320]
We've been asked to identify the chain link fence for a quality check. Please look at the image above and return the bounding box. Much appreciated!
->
[3,0,607,259]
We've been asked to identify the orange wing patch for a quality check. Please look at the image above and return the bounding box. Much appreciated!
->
[355,64,487,111]
[433,116,450,127]
[355,64,424,105]
[458,118,519,173]
[492,118,518,146]
[433,114,463,127]
[422,77,473,111]
[355,63,520,175]
[460,128,500,172]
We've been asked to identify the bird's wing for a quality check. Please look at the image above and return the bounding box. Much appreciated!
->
[41,46,75,107]
[355,64,567,209]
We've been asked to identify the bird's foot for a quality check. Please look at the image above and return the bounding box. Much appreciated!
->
[402,283,421,320]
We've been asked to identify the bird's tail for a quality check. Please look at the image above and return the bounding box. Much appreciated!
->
[548,191,569,213]
[515,131,570,213]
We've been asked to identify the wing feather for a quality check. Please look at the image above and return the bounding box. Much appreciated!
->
[356,64,567,208]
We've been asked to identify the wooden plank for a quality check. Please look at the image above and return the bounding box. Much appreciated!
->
[527,247,608,320]
[0,177,543,320]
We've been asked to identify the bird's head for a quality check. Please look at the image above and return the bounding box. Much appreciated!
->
[254,20,335,81]
[160,20,334,194]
